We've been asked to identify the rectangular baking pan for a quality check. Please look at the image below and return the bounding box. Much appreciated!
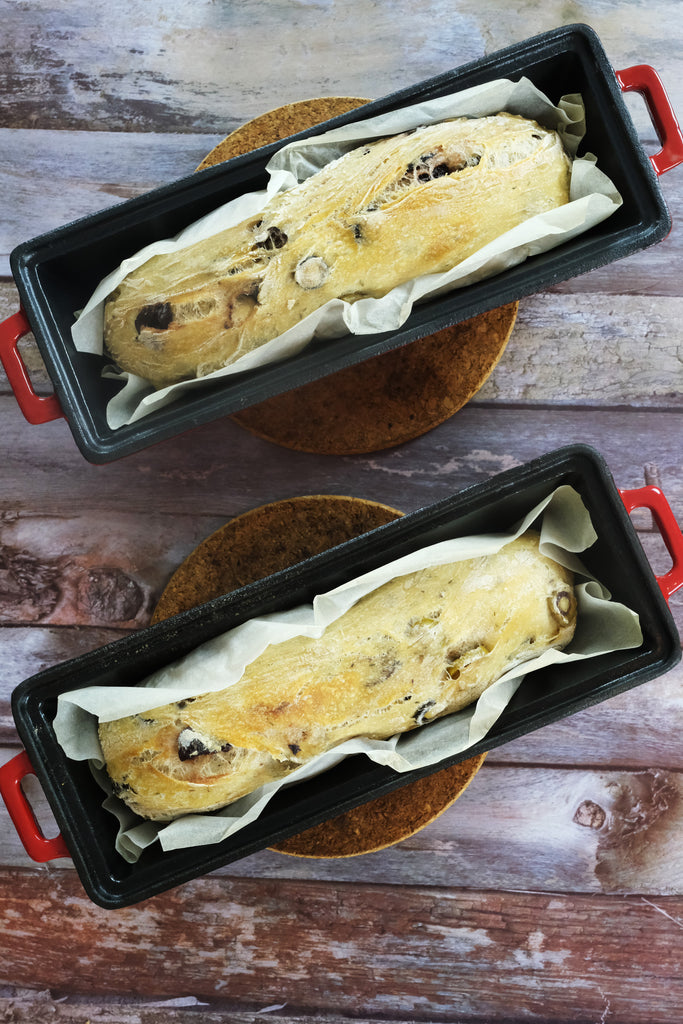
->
[2,23,682,463]
[1,443,681,907]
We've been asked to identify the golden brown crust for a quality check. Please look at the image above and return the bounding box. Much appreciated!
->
[103,113,570,388]
[99,531,576,822]
[150,491,485,855]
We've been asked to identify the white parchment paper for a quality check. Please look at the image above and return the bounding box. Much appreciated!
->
[70,77,622,429]
[53,485,642,859]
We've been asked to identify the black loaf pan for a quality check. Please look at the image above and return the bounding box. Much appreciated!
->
[2,23,683,463]
[1,444,682,908]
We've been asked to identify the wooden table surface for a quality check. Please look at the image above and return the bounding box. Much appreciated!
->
[1,1,683,1021]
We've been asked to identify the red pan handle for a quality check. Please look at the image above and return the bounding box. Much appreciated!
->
[0,308,63,424]
[620,486,683,605]
[616,64,683,176]
[0,749,70,862]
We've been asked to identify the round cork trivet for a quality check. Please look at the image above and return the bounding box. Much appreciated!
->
[197,98,518,455]
[196,96,370,170]
[151,494,402,622]
[151,495,485,858]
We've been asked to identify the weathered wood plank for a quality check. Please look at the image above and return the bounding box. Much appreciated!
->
[2,279,682,406]
[2,0,681,133]
[0,0,441,132]
[1,397,682,519]
[0,510,228,629]
[3,742,683,895]
[1,132,681,286]
[492,654,683,770]
[489,292,683,408]
[0,129,224,275]
[2,400,681,631]
[1,0,681,282]
[236,765,683,897]
[1,400,680,633]
[0,500,679,632]
[0,627,124,743]
[0,868,682,1022]
[0,991,371,1024]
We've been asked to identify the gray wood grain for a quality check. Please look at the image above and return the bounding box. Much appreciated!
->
[2,396,681,521]
[1,0,682,1019]
[0,129,224,275]
[3,281,682,405]
[1,867,682,1022]
[1,133,680,284]
[2,738,682,895]
[2,0,681,134]
[0,993,368,1024]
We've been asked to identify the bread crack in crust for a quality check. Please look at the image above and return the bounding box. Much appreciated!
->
[98,531,577,822]
[103,113,571,388]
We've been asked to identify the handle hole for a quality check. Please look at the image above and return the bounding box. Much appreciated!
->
[15,333,51,394]
[621,92,662,156]
[627,506,654,532]
[20,773,61,842]
[630,515,675,579]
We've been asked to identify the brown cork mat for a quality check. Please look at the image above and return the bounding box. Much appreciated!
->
[151,494,486,858]
[196,96,370,170]
[197,98,518,455]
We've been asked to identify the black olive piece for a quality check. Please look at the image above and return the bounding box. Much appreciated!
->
[178,726,233,761]
[176,698,197,710]
[134,302,174,334]
[111,780,136,796]
[413,699,437,725]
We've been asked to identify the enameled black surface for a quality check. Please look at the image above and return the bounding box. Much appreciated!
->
[10,24,671,462]
[10,445,681,907]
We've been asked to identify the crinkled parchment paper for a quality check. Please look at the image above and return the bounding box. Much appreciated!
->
[70,77,622,429]
[53,485,642,859]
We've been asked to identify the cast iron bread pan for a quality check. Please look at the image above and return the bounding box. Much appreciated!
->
[1,444,681,907]
[2,23,683,463]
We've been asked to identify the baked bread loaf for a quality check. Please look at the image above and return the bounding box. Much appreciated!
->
[98,531,576,821]
[103,113,571,388]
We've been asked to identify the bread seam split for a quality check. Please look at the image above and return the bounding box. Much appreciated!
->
[98,530,577,821]
[103,113,571,389]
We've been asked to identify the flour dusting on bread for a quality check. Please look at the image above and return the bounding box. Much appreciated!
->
[98,531,576,822]
[103,113,571,388]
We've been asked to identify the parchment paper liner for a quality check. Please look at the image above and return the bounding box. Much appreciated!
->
[53,485,642,860]
[70,77,622,429]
